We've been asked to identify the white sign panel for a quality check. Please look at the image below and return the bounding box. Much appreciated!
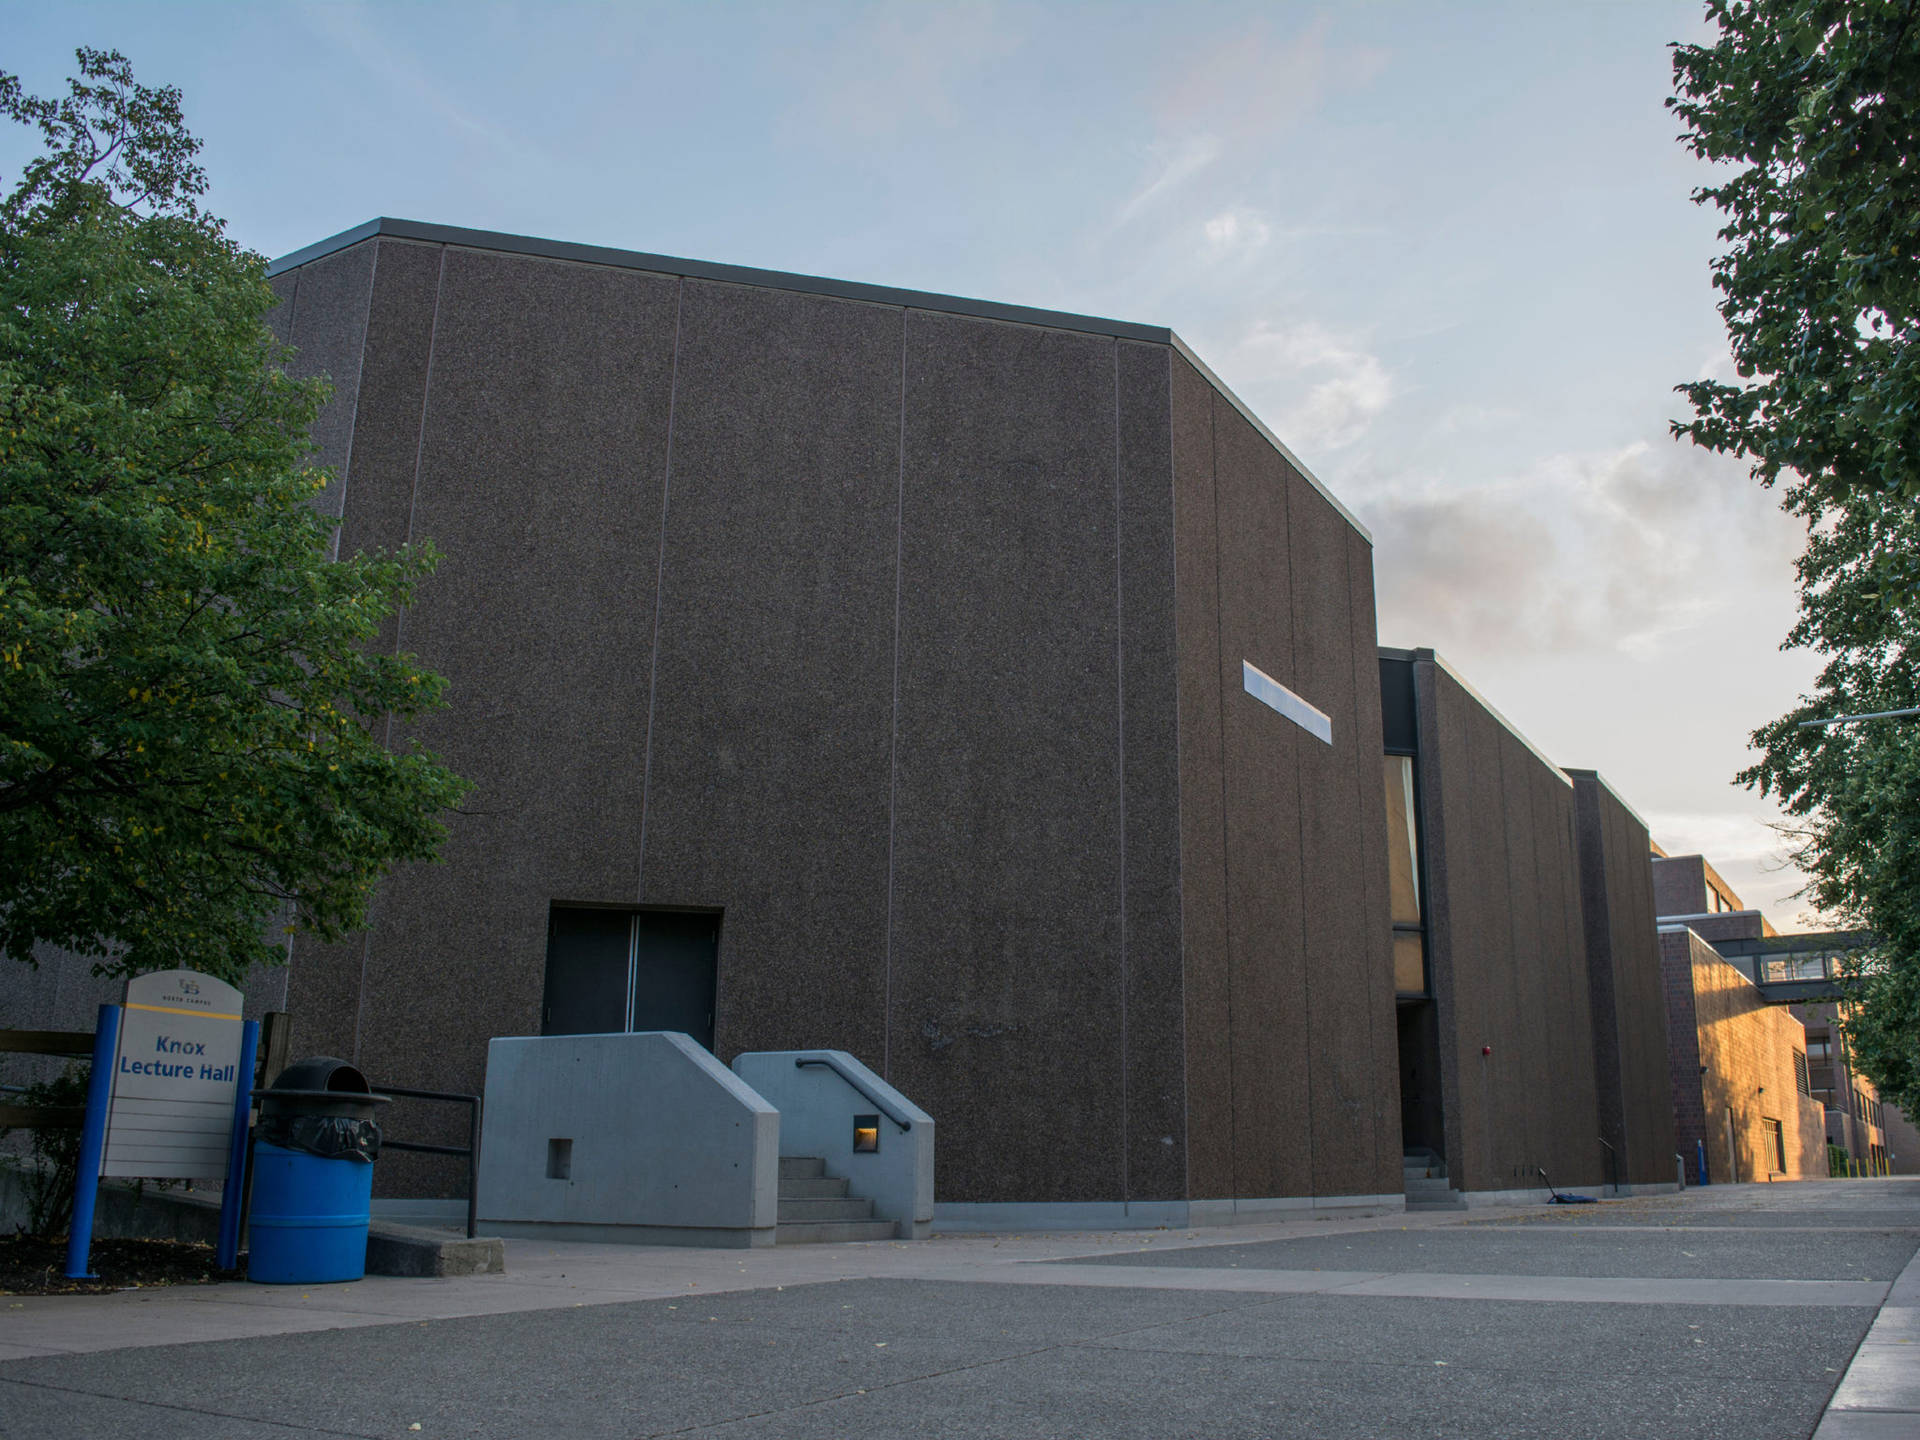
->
[101,970,245,1180]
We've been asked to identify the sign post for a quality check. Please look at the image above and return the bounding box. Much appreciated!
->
[65,970,251,1279]
[63,1004,123,1281]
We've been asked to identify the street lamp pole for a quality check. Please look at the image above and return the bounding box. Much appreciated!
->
[1797,707,1920,729]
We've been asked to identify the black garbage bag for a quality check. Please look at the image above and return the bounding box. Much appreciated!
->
[259,1112,383,1163]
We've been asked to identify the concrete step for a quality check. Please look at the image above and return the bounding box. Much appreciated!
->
[776,1196,875,1224]
[776,1219,897,1245]
[778,1173,851,1199]
[1404,1175,1467,1211]
[779,1156,826,1184]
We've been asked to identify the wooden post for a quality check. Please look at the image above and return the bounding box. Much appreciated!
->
[258,1011,293,1090]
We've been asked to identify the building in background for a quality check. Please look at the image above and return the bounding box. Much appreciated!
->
[1657,924,1825,1183]
[1651,853,1894,1178]
[1379,649,1674,1204]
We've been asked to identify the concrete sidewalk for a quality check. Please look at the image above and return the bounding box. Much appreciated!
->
[3,1178,1915,1438]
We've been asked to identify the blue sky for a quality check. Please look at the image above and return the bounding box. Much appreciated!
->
[5,1,1821,922]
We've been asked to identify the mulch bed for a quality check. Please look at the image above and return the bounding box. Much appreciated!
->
[0,1233,242,1295]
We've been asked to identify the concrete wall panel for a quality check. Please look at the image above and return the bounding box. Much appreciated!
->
[1210,391,1307,1200]
[1170,358,1233,1201]
[281,240,377,532]
[1347,535,1401,1195]
[1288,477,1380,1198]
[1607,795,1676,1184]
[286,237,444,1066]
[1571,772,1677,1187]
[349,247,681,1178]
[887,311,1123,1204]
[1414,660,1606,1193]
[639,281,902,1069]
[1116,341,1187,1204]
[1532,767,1600,1185]
[1498,731,1549,1182]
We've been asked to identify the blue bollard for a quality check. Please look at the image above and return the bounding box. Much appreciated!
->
[246,1140,375,1284]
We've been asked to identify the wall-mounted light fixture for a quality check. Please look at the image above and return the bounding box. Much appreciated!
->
[853,1115,880,1153]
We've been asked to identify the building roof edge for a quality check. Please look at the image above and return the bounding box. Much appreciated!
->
[267,217,1174,339]
[267,219,1372,545]
[1561,766,1653,834]
[1419,650,1572,787]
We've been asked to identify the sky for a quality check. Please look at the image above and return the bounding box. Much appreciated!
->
[3,1,1827,926]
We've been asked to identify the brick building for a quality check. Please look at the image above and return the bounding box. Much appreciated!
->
[1658,925,1825,1183]
[1651,850,1902,1180]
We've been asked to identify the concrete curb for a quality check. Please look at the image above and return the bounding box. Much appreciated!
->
[2,1166,504,1278]
[1814,1240,1920,1437]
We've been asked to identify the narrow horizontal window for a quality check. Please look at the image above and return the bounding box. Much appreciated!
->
[1242,661,1332,745]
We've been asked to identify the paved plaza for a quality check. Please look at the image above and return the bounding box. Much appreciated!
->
[2,1178,1915,1439]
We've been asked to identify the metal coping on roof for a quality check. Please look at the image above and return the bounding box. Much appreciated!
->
[268,217,1371,543]
[1712,930,1874,955]
[1381,647,1573,789]
[1559,766,1652,834]
[1656,923,1727,942]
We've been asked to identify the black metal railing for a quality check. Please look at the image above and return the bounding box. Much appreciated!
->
[371,1085,483,1239]
[794,1057,911,1133]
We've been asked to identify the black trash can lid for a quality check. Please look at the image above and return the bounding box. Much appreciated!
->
[272,1057,372,1093]
[255,1056,390,1104]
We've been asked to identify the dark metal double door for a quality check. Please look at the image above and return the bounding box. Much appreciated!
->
[542,907,718,1050]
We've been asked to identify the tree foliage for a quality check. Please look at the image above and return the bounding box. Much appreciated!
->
[1672,4,1920,1111]
[0,50,467,985]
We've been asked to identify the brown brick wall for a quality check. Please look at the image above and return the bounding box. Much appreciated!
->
[1665,925,1825,1183]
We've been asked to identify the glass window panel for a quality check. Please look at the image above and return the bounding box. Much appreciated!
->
[1384,756,1421,925]
[1393,931,1426,995]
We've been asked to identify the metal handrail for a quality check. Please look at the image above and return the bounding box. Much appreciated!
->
[370,1084,483,1239]
[794,1057,911,1133]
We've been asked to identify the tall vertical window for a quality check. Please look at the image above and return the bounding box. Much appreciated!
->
[1384,754,1426,995]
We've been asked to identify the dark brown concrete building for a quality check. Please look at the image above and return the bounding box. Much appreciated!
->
[1378,650,1671,1200]
[1568,772,1679,1189]
[260,219,1402,1223]
[1381,649,1599,1200]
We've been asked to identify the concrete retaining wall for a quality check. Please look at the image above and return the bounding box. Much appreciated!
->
[477,1032,778,1247]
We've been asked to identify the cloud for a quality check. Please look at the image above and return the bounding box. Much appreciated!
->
[1647,811,1792,870]
[1201,207,1273,255]
[1112,17,1384,230]
[1117,136,1223,223]
[1644,809,1828,928]
[1224,320,1393,454]
[1364,434,1805,659]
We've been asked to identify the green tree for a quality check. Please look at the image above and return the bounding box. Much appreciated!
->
[1671,3,1920,1110]
[0,49,468,985]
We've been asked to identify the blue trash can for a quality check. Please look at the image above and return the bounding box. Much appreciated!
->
[247,1058,389,1285]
